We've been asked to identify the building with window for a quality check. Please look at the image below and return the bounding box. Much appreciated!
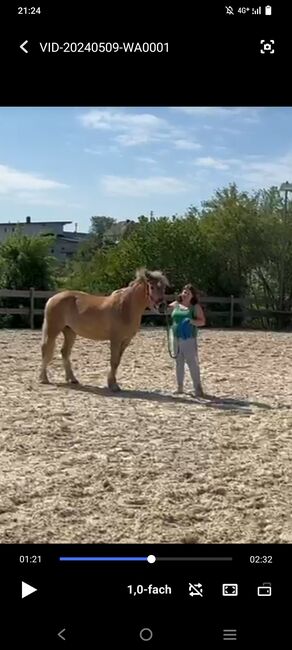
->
[0,217,89,261]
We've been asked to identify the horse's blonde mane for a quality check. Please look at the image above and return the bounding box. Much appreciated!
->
[129,267,169,287]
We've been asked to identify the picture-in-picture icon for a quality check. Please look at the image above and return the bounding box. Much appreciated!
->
[257,582,272,596]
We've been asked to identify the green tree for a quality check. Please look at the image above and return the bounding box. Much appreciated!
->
[0,231,57,290]
[89,216,116,246]
[251,186,292,315]
[66,214,207,294]
[198,183,266,296]
[90,215,116,239]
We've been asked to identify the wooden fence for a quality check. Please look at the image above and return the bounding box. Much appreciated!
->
[0,288,291,329]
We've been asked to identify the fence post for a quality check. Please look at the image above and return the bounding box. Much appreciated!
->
[230,294,234,327]
[30,287,35,329]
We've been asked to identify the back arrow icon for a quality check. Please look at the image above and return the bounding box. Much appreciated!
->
[57,628,66,640]
[20,40,29,53]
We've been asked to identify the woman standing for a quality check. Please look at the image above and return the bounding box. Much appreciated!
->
[169,284,205,396]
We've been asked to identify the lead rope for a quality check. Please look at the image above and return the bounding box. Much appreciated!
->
[163,302,178,359]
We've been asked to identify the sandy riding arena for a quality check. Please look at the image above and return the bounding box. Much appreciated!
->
[0,328,291,544]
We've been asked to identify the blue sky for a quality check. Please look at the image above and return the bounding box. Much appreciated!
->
[0,106,292,232]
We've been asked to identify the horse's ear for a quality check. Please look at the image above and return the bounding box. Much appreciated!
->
[144,269,152,281]
[135,267,147,282]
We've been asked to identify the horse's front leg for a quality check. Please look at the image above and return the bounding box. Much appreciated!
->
[108,339,130,391]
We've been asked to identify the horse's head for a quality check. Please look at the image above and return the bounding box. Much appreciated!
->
[144,269,169,309]
[129,268,169,310]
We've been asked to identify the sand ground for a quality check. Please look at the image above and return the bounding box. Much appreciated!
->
[0,328,291,544]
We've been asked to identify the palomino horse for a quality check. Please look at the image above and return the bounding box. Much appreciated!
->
[39,268,168,391]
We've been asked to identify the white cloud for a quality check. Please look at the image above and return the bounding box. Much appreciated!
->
[101,175,188,197]
[114,128,185,148]
[79,108,200,150]
[242,114,260,124]
[191,151,292,188]
[84,144,120,155]
[135,156,157,164]
[0,164,68,195]
[245,154,264,160]
[194,157,235,171]
[174,107,243,117]
[172,107,261,128]
[80,109,165,130]
[239,153,292,186]
[116,133,152,147]
[173,107,260,119]
[202,125,240,136]
[80,109,167,147]
[84,147,103,155]
[173,139,202,150]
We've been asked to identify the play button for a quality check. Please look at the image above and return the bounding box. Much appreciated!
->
[22,581,37,599]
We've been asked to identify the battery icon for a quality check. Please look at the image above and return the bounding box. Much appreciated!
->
[265,5,272,13]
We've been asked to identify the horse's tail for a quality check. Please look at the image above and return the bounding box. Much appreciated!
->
[41,296,53,344]
[41,293,68,343]
[41,309,49,345]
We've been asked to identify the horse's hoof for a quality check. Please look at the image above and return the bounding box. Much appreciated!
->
[40,376,49,384]
[109,383,121,392]
[68,377,79,385]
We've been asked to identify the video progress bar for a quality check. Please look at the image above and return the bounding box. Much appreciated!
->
[59,556,233,562]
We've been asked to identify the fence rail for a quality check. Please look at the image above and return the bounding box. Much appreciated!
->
[0,288,291,329]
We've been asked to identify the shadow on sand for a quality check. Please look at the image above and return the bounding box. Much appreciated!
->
[55,382,274,413]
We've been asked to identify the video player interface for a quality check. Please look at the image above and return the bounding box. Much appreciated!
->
[6,544,286,647]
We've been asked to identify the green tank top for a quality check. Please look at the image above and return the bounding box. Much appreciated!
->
[171,303,198,338]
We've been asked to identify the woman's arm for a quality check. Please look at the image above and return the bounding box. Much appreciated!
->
[168,300,178,310]
[191,304,206,327]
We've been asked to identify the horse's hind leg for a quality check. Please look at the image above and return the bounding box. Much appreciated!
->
[40,327,57,384]
[61,326,78,384]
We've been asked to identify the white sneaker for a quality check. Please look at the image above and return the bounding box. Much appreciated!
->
[190,386,204,398]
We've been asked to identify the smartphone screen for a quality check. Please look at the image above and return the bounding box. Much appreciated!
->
[0,3,290,647]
